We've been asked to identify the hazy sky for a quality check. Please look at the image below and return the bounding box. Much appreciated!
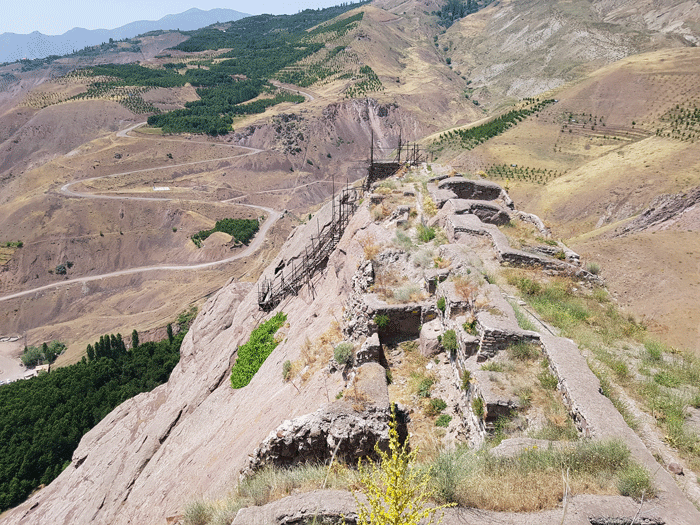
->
[1,1,349,35]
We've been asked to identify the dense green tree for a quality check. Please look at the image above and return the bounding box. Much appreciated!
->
[0,329,183,512]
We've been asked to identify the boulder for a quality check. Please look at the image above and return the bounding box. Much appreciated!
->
[419,319,442,357]
[356,333,383,365]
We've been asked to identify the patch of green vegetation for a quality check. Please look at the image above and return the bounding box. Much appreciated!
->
[463,318,478,335]
[435,414,452,427]
[333,342,354,365]
[426,398,448,416]
[486,164,564,185]
[230,312,287,389]
[472,396,484,419]
[480,362,504,372]
[433,99,556,151]
[282,360,292,381]
[507,341,540,361]
[441,329,457,353]
[191,218,260,248]
[509,301,537,332]
[374,314,390,329]
[437,296,446,313]
[417,224,436,243]
[461,370,471,390]
[345,65,383,98]
[417,377,435,398]
[0,327,182,512]
[20,341,66,367]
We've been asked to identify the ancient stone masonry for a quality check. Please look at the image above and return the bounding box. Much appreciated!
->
[241,363,405,478]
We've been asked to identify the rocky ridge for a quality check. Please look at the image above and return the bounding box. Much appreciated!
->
[2,166,700,525]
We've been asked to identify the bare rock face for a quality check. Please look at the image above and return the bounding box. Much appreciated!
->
[241,363,394,477]
[2,199,375,525]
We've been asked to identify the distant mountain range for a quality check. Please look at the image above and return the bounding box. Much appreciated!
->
[0,8,249,63]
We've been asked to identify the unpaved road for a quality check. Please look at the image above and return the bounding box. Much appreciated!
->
[0,123,278,303]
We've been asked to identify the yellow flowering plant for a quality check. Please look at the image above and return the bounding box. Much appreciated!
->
[354,407,454,525]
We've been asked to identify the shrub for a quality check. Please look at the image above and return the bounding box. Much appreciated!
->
[418,377,435,398]
[183,501,212,525]
[463,318,478,335]
[354,409,453,525]
[441,329,457,353]
[617,463,655,500]
[472,397,485,419]
[417,224,436,243]
[230,312,287,388]
[435,414,452,427]
[437,296,446,312]
[374,314,390,329]
[458,371,471,392]
[586,262,600,275]
[282,360,292,381]
[426,398,447,416]
[334,342,354,366]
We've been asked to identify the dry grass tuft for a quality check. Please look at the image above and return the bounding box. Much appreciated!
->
[357,232,381,260]
[293,323,341,383]
[453,275,477,301]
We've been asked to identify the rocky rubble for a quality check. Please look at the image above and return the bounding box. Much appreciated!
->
[241,363,398,477]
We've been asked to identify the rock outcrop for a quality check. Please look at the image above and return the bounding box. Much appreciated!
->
[1,200,374,525]
[241,363,396,477]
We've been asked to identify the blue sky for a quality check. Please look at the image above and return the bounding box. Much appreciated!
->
[1,1,349,35]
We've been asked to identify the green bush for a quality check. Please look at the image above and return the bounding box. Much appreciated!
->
[20,341,65,367]
[374,314,390,329]
[230,312,287,389]
[418,377,435,398]
[426,398,448,416]
[461,370,471,390]
[463,318,478,335]
[417,224,436,243]
[472,397,485,419]
[617,463,655,500]
[442,329,457,353]
[333,342,354,365]
[282,360,292,381]
[437,296,446,313]
[435,414,452,427]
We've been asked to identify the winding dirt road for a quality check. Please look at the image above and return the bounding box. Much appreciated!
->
[0,123,278,303]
